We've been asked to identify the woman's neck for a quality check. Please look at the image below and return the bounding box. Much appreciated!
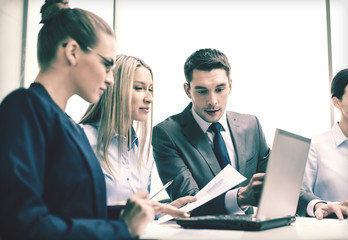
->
[35,69,73,111]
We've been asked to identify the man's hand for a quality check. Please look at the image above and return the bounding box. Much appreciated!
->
[237,173,265,208]
[120,191,154,239]
[339,198,348,208]
[315,202,348,220]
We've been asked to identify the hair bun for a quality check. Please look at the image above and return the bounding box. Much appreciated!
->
[40,0,70,24]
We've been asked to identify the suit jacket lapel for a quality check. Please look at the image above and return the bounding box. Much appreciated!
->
[65,117,107,218]
[226,111,246,174]
[180,103,221,176]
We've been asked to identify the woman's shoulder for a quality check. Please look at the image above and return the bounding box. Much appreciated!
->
[1,84,56,119]
[79,123,98,145]
[79,122,98,131]
[2,86,36,106]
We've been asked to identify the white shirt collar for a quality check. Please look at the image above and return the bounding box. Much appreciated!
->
[90,121,138,150]
[332,122,348,147]
[191,106,228,133]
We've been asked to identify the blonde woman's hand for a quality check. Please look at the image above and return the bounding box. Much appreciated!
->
[152,196,197,218]
[109,200,127,206]
[170,196,197,209]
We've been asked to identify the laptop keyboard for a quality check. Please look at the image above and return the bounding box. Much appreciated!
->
[186,214,257,222]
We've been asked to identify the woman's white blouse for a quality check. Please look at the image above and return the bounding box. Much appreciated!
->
[81,123,154,205]
[302,122,348,215]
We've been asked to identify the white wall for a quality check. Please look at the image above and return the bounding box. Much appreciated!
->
[330,0,348,122]
[115,0,331,146]
[0,0,24,101]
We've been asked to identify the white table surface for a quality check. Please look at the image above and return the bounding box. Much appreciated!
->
[140,217,348,240]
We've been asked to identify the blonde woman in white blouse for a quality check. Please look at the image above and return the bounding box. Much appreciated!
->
[80,54,195,218]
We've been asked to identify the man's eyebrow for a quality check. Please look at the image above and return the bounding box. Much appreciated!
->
[193,86,208,90]
[193,83,227,90]
[216,83,227,88]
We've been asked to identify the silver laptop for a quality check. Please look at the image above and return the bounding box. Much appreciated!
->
[176,128,311,231]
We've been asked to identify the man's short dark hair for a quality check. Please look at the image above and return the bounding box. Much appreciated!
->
[184,48,231,84]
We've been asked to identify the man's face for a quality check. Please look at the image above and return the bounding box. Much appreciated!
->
[184,69,232,123]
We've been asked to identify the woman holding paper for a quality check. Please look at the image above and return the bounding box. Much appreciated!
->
[80,54,195,217]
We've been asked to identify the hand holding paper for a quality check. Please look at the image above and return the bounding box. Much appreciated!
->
[157,164,246,223]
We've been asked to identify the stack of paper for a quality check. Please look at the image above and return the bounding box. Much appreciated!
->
[157,164,246,223]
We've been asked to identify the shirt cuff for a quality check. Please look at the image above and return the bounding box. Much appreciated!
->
[307,199,326,217]
[225,188,245,214]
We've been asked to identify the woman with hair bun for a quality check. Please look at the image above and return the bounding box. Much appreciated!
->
[0,0,153,239]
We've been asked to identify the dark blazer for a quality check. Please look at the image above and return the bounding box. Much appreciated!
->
[297,190,320,216]
[0,83,131,240]
[152,103,270,216]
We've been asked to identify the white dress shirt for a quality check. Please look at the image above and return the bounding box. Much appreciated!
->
[191,109,245,214]
[81,123,154,205]
[302,122,348,216]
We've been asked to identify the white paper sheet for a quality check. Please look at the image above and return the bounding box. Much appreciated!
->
[157,164,246,223]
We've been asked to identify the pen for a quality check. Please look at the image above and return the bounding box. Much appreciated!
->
[149,180,174,200]
[127,178,137,194]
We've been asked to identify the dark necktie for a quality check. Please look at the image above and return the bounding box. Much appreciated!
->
[209,122,230,169]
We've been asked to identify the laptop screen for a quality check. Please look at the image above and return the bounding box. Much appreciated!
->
[256,129,311,219]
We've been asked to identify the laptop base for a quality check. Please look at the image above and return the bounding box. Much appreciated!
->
[176,214,296,231]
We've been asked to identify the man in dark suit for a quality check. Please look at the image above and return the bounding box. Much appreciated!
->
[152,48,270,216]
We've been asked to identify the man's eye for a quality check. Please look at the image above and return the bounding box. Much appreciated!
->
[216,88,224,93]
[197,90,207,94]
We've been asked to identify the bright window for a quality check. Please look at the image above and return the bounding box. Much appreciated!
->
[116,0,331,145]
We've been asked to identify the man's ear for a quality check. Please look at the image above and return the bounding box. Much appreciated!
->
[64,40,80,66]
[228,78,232,94]
[184,83,192,99]
[332,97,341,109]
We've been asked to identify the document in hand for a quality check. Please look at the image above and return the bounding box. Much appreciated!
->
[157,164,246,223]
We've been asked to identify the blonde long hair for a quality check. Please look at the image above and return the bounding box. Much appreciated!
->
[80,54,153,175]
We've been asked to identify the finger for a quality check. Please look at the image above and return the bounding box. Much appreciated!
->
[251,181,264,191]
[251,173,265,181]
[155,203,190,218]
[341,206,348,217]
[315,209,324,220]
[171,196,197,208]
[332,206,344,220]
[339,201,348,208]
[251,180,263,187]
[176,196,197,204]
[163,207,190,218]
[110,200,127,206]
[153,203,166,214]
